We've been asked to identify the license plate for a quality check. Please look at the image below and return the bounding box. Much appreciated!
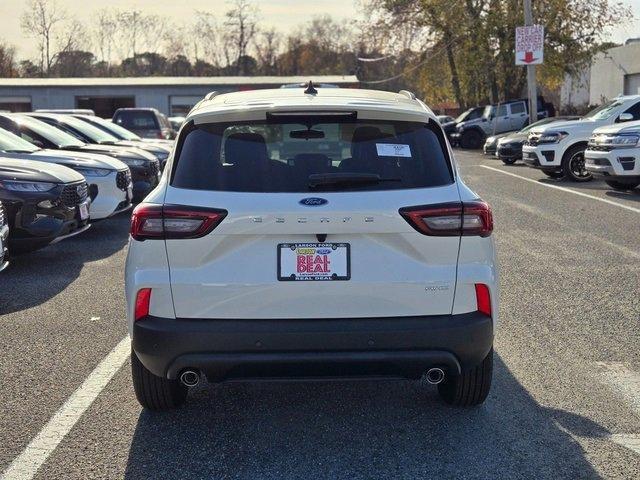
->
[127,185,133,201]
[79,201,89,220]
[278,243,350,281]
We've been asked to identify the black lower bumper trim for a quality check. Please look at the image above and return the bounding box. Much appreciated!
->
[133,312,494,382]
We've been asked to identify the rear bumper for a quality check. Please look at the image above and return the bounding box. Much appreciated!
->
[133,312,494,382]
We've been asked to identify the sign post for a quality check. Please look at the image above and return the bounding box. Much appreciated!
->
[517,0,543,124]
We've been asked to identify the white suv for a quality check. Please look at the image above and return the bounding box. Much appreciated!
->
[522,95,640,181]
[585,120,640,191]
[125,86,498,410]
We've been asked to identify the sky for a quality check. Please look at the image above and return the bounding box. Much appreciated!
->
[1,0,638,62]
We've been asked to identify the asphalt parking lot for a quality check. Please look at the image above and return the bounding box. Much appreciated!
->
[1,149,639,479]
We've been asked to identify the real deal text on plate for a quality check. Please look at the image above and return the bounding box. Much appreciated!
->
[296,248,331,273]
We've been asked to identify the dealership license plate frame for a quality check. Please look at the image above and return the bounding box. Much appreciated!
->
[277,242,351,281]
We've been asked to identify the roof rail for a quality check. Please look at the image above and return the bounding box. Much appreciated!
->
[399,90,417,101]
[204,91,219,101]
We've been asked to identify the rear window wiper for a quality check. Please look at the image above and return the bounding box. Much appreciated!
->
[308,173,401,189]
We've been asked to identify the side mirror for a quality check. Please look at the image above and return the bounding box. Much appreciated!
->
[618,112,634,123]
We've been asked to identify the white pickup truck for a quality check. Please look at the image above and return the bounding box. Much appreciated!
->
[522,95,640,181]
[585,120,640,190]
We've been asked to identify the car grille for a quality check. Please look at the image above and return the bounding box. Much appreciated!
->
[587,144,614,152]
[586,157,611,166]
[149,160,160,177]
[116,170,132,190]
[60,181,88,208]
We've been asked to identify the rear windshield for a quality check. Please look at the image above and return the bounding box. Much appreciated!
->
[171,119,452,192]
[114,111,159,130]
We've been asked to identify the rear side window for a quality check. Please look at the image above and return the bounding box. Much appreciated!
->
[114,111,159,130]
[172,119,453,192]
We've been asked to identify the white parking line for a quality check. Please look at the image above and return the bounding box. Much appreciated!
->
[596,362,640,456]
[478,165,640,214]
[1,336,130,480]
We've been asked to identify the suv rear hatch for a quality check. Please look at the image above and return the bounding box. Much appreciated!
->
[155,115,467,319]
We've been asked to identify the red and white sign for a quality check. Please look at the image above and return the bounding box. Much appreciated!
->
[515,25,544,65]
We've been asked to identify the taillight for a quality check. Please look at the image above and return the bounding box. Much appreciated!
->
[475,283,492,317]
[130,203,227,240]
[399,201,493,237]
[135,288,152,321]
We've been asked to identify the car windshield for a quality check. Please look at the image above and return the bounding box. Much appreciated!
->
[81,116,141,141]
[455,109,474,123]
[172,119,453,192]
[16,115,85,148]
[584,100,623,120]
[56,115,119,144]
[0,128,40,152]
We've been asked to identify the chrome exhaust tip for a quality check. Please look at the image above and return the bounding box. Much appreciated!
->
[179,369,200,387]
[426,368,445,385]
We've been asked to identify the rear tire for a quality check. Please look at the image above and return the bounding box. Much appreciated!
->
[131,348,188,410]
[438,348,493,406]
[605,179,640,191]
[460,130,483,149]
[561,145,592,182]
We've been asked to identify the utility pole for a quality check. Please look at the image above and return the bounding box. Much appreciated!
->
[524,0,537,124]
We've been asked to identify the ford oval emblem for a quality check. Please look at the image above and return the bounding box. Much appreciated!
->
[299,197,328,207]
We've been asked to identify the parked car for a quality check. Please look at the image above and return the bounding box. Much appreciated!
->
[0,114,160,202]
[483,132,513,156]
[585,119,640,190]
[0,157,90,253]
[496,116,580,164]
[0,201,9,271]
[126,87,497,410]
[0,127,132,219]
[523,95,640,181]
[453,97,551,149]
[437,115,455,125]
[31,113,171,168]
[79,115,174,148]
[35,109,96,116]
[168,116,185,131]
[112,108,176,140]
[442,107,484,142]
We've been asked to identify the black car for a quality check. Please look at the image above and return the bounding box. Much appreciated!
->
[0,114,160,202]
[0,157,90,253]
[442,107,484,142]
[496,116,580,165]
[0,201,9,271]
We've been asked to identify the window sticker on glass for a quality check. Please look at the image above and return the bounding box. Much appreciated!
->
[376,143,412,157]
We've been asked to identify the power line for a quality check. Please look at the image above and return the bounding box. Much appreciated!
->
[359,35,461,85]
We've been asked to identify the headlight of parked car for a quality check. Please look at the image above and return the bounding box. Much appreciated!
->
[537,131,569,144]
[74,167,112,177]
[119,157,147,167]
[0,180,56,192]
[593,134,640,149]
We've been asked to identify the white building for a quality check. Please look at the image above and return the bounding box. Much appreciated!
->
[0,75,359,118]
[561,39,640,110]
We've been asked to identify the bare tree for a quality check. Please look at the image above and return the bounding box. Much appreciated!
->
[193,11,222,66]
[92,8,118,65]
[223,0,259,74]
[0,41,18,77]
[20,0,67,75]
[254,28,281,74]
